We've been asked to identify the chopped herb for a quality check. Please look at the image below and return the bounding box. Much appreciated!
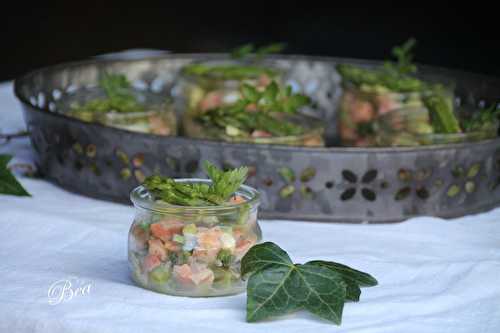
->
[71,73,143,115]
[461,104,500,133]
[197,81,310,137]
[143,161,248,206]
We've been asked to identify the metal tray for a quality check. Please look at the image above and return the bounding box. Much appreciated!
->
[13,54,500,222]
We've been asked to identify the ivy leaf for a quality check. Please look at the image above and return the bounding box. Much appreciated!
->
[307,260,378,287]
[295,263,347,324]
[307,260,378,302]
[241,241,293,276]
[242,242,377,325]
[246,264,304,322]
[0,155,31,197]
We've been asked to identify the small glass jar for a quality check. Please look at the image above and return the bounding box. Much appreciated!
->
[182,112,325,147]
[337,83,452,146]
[177,59,283,117]
[61,87,177,136]
[128,179,261,297]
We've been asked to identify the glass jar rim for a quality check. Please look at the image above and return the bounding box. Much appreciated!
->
[130,178,260,215]
[342,80,453,97]
[180,58,281,82]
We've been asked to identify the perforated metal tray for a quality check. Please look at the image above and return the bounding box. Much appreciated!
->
[13,54,500,222]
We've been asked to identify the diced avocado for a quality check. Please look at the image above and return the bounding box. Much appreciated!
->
[173,234,185,244]
[149,265,171,284]
[182,224,197,235]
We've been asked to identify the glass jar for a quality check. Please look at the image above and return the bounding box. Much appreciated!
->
[60,87,177,136]
[337,83,453,146]
[128,179,261,297]
[182,112,325,147]
[178,59,283,117]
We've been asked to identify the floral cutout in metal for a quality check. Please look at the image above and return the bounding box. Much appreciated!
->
[278,166,316,199]
[340,169,378,202]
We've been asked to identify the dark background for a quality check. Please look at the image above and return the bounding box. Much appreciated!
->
[2,5,499,81]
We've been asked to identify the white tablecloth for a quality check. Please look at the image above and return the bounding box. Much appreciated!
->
[1,81,499,333]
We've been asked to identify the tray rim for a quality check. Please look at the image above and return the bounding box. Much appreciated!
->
[13,53,500,154]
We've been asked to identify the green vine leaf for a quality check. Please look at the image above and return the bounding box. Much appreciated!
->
[0,155,31,197]
[242,242,377,325]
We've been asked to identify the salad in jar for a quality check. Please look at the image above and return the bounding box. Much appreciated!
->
[182,78,325,146]
[61,73,177,136]
[337,39,498,146]
[128,161,261,297]
[179,43,285,117]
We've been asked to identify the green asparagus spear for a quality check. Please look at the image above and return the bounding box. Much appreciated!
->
[423,90,461,134]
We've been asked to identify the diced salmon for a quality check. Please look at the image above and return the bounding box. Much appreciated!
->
[302,135,324,147]
[199,91,223,112]
[245,103,258,112]
[251,130,272,138]
[143,254,161,272]
[257,74,272,87]
[148,239,167,261]
[190,266,214,286]
[350,100,375,123]
[376,95,401,115]
[164,240,181,252]
[173,264,193,285]
[229,195,246,204]
[193,248,219,263]
[173,264,214,286]
[148,115,171,136]
[150,219,184,242]
[193,228,223,262]
[234,238,255,260]
[131,225,148,250]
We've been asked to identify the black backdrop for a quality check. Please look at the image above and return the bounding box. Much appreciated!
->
[2,5,499,81]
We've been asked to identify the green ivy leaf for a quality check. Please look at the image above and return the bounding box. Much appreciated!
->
[246,264,304,322]
[241,241,293,276]
[0,155,31,197]
[307,260,378,287]
[242,242,377,325]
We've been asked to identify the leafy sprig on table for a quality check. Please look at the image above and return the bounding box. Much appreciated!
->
[143,161,248,206]
[197,81,310,137]
[0,155,31,197]
[241,242,377,324]
[71,73,143,115]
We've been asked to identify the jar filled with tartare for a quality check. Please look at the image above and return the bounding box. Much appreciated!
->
[128,161,261,297]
